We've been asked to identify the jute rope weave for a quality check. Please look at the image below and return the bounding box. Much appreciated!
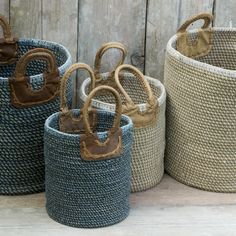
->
[164,13,236,192]
[79,43,166,192]
[0,15,72,195]
[44,63,133,228]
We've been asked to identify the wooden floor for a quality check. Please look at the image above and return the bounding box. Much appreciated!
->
[1,174,236,236]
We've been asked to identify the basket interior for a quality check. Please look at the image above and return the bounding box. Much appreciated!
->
[0,40,68,78]
[84,73,162,105]
[174,30,236,70]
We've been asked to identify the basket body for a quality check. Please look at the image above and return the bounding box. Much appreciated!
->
[80,73,166,192]
[0,39,72,195]
[164,29,236,192]
[44,110,133,228]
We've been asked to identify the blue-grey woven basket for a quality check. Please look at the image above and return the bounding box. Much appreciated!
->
[44,107,133,228]
[0,39,72,195]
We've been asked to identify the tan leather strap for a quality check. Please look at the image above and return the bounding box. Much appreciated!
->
[94,42,127,86]
[59,63,97,133]
[115,64,158,128]
[9,48,59,108]
[80,85,123,161]
[177,13,213,58]
[0,15,18,64]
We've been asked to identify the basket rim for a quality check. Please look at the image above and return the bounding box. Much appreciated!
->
[167,27,236,79]
[45,109,133,138]
[79,72,166,112]
[0,38,72,81]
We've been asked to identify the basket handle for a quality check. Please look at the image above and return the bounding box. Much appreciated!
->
[115,64,158,128]
[94,42,127,84]
[60,63,96,112]
[177,13,213,33]
[0,15,18,64]
[176,13,213,58]
[59,63,97,134]
[80,85,123,161]
[9,48,59,108]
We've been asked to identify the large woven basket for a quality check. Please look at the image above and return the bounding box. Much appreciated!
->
[164,13,236,192]
[80,44,166,192]
[44,63,133,228]
[0,15,72,195]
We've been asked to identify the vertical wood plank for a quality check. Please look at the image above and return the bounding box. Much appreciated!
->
[42,0,78,62]
[145,0,180,81]
[214,0,236,27]
[10,0,42,38]
[0,0,10,20]
[77,0,146,72]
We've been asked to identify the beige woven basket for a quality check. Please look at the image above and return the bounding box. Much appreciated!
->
[164,13,236,192]
[79,42,166,192]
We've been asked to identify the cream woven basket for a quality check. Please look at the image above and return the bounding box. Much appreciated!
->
[79,43,166,192]
[164,13,236,192]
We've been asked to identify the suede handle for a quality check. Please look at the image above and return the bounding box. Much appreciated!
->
[82,85,122,136]
[60,63,96,112]
[9,48,60,108]
[0,15,18,64]
[94,42,127,83]
[115,64,158,128]
[177,13,213,33]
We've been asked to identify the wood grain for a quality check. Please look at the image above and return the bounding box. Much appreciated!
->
[10,0,42,38]
[1,175,236,236]
[214,0,236,27]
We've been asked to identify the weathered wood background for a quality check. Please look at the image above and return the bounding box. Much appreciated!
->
[1,0,235,97]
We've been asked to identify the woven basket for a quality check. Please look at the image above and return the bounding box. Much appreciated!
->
[0,15,72,195]
[164,13,236,192]
[44,63,133,228]
[80,46,166,192]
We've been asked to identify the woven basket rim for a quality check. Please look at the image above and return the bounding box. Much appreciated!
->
[45,109,133,138]
[167,27,236,79]
[80,72,166,112]
[0,38,72,81]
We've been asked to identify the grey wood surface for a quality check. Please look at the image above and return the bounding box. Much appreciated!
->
[0,0,9,20]
[1,175,236,236]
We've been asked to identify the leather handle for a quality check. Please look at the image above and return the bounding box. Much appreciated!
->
[114,64,158,128]
[0,15,18,65]
[177,13,213,33]
[14,48,57,77]
[9,48,59,108]
[0,15,13,40]
[94,42,127,83]
[82,85,122,136]
[80,85,123,161]
[60,63,96,112]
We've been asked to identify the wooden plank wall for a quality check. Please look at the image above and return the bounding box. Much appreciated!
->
[0,0,233,99]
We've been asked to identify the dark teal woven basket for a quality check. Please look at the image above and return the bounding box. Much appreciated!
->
[44,64,133,228]
[0,16,72,195]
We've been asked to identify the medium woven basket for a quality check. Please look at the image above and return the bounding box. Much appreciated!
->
[80,43,166,192]
[44,63,133,228]
[0,15,72,195]
[164,13,236,192]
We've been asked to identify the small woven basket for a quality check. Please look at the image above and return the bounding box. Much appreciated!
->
[164,13,236,192]
[79,43,166,192]
[0,15,72,195]
[44,63,133,228]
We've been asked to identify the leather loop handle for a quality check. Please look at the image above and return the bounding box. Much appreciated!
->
[0,15,13,40]
[82,85,122,136]
[9,48,59,108]
[115,64,156,108]
[177,13,213,33]
[60,63,96,112]
[94,42,127,83]
[0,15,18,64]
[115,64,158,128]
[14,48,57,77]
